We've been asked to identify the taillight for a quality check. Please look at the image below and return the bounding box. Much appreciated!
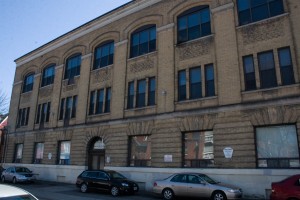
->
[153,182,157,187]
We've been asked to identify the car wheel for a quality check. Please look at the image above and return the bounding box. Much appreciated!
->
[110,186,119,196]
[12,177,17,184]
[80,183,88,193]
[1,176,5,183]
[162,188,174,200]
[211,191,227,200]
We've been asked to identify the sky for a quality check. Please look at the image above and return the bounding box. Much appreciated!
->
[0,0,131,107]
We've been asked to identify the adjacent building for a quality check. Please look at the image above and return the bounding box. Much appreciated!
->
[4,0,300,198]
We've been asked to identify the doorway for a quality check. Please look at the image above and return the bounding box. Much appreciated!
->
[88,137,105,170]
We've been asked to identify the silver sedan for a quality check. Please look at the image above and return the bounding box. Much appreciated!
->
[153,173,242,200]
[1,166,37,183]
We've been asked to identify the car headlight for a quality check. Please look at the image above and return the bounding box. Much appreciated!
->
[121,183,129,187]
[228,189,240,193]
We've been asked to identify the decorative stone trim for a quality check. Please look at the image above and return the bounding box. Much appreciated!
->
[115,40,128,47]
[157,23,174,32]
[211,2,234,14]
[82,53,92,60]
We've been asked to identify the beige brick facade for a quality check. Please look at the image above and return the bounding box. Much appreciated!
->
[3,0,300,198]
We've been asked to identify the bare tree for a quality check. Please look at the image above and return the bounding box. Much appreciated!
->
[0,89,8,115]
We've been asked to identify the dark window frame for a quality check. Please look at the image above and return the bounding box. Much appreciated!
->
[57,140,71,165]
[148,77,156,106]
[189,67,202,99]
[178,70,187,101]
[14,143,23,163]
[255,124,300,169]
[128,135,151,167]
[237,0,284,26]
[205,64,215,97]
[182,130,214,168]
[33,142,44,164]
[243,55,257,91]
[177,6,211,44]
[258,50,277,89]
[130,25,156,58]
[64,53,81,80]
[278,47,295,86]
[93,41,114,70]
[22,73,34,93]
[41,64,55,87]
[127,81,135,109]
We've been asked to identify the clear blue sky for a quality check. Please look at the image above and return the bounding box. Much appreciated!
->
[0,0,131,105]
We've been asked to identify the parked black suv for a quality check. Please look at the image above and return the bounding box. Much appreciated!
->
[76,170,139,196]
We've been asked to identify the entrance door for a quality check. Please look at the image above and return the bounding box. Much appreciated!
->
[88,137,106,170]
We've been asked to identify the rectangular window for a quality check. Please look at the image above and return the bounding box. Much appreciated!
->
[243,55,257,91]
[14,143,23,163]
[33,142,44,164]
[256,125,299,168]
[148,77,156,106]
[129,135,151,167]
[35,104,41,124]
[278,47,295,86]
[136,80,146,108]
[65,97,72,120]
[183,131,214,168]
[205,64,215,97]
[104,88,111,113]
[41,65,55,87]
[96,89,104,114]
[177,6,211,43]
[46,102,51,122]
[189,67,202,99]
[93,41,114,69]
[127,81,134,109]
[258,51,277,89]
[58,141,71,165]
[59,98,65,120]
[64,54,81,80]
[130,26,156,58]
[89,91,95,115]
[71,95,77,118]
[237,0,284,26]
[178,70,186,101]
[17,107,30,127]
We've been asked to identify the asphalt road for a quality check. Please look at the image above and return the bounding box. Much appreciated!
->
[2,181,159,200]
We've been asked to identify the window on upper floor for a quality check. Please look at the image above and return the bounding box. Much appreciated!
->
[177,6,211,44]
[183,131,214,168]
[35,102,51,125]
[130,25,156,58]
[41,64,55,87]
[178,64,215,101]
[93,41,114,70]
[126,77,156,109]
[237,0,284,26]
[243,55,257,91]
[17,107,30,128]
[256,125,299,168]
[278,47,295,86]
[64,54,81,81]
[129,135,151,167]
[89,87,111,115]
[59,95,77,122]
[22,73,34,93]
[242,46,295,91]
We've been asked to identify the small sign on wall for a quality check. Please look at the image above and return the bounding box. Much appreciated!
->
[164,155,173,162]
[223,147,233,159]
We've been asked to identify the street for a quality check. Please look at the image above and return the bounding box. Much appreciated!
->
[3,181,159,200]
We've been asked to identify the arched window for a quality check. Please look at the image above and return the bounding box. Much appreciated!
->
[41,64,55,87]
[130,25,156,58]
[22,73,34,93]
[64,54,81,80]
[93,41,114,70]
[177,6,211,43]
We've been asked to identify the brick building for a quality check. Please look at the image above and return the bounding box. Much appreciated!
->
[4,0,300,198]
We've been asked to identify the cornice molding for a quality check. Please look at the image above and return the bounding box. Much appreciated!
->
[15,0,162,67]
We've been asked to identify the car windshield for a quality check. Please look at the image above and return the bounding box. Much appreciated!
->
[108,171,126,179]
[198,174,218,184]
[15,167,31,173]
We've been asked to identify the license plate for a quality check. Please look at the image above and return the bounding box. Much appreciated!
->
[134,187,137,191]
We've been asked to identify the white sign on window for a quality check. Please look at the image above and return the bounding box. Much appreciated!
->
[223,147,233,159]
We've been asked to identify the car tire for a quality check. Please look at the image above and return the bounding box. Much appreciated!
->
[1,176,5,183]
[162,188,174,200]
[211,191,227,200]
[12,177,17,184]
[80,183,88,193]
[110,186,119,196]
